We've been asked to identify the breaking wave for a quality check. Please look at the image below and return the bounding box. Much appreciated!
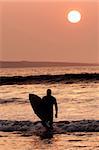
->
[0,73,99,85]
[0,98,28,105]
[0,120,99,136]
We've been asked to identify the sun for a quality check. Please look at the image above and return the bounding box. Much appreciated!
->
[67,10,81,23]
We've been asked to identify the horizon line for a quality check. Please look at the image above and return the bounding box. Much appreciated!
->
[0,60,99,64]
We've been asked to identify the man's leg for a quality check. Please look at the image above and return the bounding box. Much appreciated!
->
[42,120,47,127]
[42,120,50,129]
[48,116,53,129]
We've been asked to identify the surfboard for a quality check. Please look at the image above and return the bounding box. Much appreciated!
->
[29,94,46,121]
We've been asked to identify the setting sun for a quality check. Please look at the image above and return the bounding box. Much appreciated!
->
[67,10,81,23]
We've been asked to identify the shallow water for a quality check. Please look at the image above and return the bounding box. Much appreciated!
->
[0,66,99,149]
[0,131,99,150]
[0,83,99,121]
[0,82,99,149]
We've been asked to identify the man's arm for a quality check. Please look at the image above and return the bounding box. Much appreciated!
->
[54,99,58,118]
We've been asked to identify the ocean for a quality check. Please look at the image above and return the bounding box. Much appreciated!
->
[0,66,99,150]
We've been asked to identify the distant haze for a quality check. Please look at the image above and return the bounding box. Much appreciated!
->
[1,61,99,68]
[0,0,99,63]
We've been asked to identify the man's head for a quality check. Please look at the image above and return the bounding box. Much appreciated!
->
[47,89,52,96]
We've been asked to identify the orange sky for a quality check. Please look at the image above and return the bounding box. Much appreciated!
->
[0,0,99,63]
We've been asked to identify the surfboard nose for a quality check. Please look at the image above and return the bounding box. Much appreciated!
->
[29,94,33,100]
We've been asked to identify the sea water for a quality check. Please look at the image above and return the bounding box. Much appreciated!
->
[0,66,99,150]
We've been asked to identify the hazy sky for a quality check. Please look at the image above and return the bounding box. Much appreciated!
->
[0,0,99,63]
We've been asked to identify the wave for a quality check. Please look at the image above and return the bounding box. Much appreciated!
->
[0,120,99,136]
[0,73,99,85]
[0,98,28,105]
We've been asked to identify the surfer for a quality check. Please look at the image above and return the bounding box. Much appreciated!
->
[42,89,58,129]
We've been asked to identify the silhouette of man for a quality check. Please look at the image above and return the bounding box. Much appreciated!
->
[42,89,58,129]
